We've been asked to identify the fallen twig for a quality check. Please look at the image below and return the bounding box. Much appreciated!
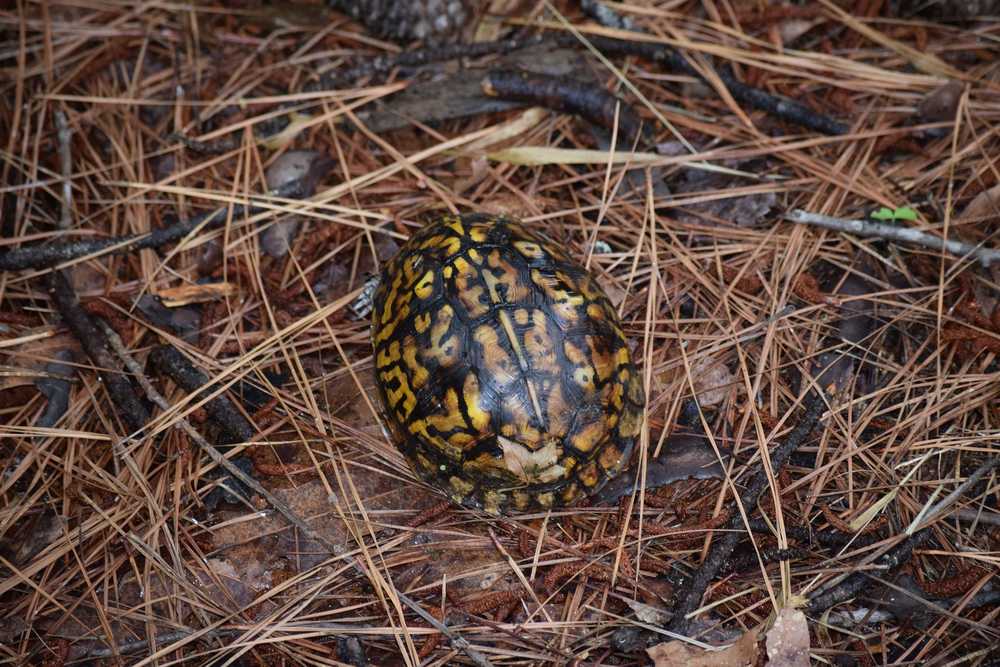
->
[483,69,648,147]
[149,345,256,443]
[0,163,333,272]
[916,455,1000,529]
[826,579,1000,628]
[100,322,341,543]
[307,31,847,137]
[719,547,808,575]
[666,391,827,634]
[215,29,846,151]
[308,30,847,140]
[785,209,1000,267]
[55,110,73,230]
[805,529,933,613]
[82,629,240,660]
[746,519,880,549]
[953,508,1000,527]
[48,271,149,433]
[569,35,849,135]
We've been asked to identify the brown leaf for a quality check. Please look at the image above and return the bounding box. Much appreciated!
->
[779,18,821,43]
[593,432,726,504]
[918,80,964,122]
[959,183,1000,224]
[647,630,759,667]
[691,357,734,407]
[765,608,810,667]
[625,598,669,625]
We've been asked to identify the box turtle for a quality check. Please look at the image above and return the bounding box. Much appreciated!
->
[371,213,644,514]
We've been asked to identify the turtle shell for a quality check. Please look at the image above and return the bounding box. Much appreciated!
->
[371,213,644,514]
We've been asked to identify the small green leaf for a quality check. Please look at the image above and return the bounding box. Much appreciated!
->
[871,206,918,221]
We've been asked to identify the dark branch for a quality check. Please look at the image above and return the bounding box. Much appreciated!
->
[149,345,256,443]
[747,519,880,550]
[483,69,649,147]
[308,36,547,92]
[564,34,849,136]
[303,32,847,136]
[806,529,933,613]
[48,271,149,433]
[0,162,333,273]
[666,391,827,634]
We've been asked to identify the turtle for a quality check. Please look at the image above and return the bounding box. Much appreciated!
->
[370,213,645,514]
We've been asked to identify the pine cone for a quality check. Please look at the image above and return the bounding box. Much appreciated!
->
[328,0,474,44]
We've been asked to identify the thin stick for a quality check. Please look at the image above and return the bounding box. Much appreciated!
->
[55,110,73,229]
[98,321,307,527]
[915,456,1000,530]
[85,629,240,659]
[785,209,1000,267]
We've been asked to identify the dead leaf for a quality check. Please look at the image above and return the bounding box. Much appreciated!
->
[648,642,698,666]
[779,18,820,43]
[626,598,669,625]
[765,607,810,667]
[195,558,260,608]
[265,150,324,190]
[156,282,238,306]
[918,80,964,122]
[647,629,759,667]
[959,183,1000,224]
[691,357,734,407]
[260,219,302,259]
[593,432,726,504]
[260,150,327,258]
[259,111,313,150]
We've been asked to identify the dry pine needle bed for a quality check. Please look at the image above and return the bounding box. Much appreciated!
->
[1,1,999,666]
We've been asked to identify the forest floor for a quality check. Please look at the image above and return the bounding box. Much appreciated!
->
[1,2,999,666]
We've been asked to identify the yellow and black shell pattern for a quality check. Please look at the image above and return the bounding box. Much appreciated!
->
[371,213,645,514]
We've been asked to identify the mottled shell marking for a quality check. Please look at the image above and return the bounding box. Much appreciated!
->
[371,213,645,514]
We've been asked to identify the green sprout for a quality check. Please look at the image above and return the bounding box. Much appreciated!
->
[870,206,918,222]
